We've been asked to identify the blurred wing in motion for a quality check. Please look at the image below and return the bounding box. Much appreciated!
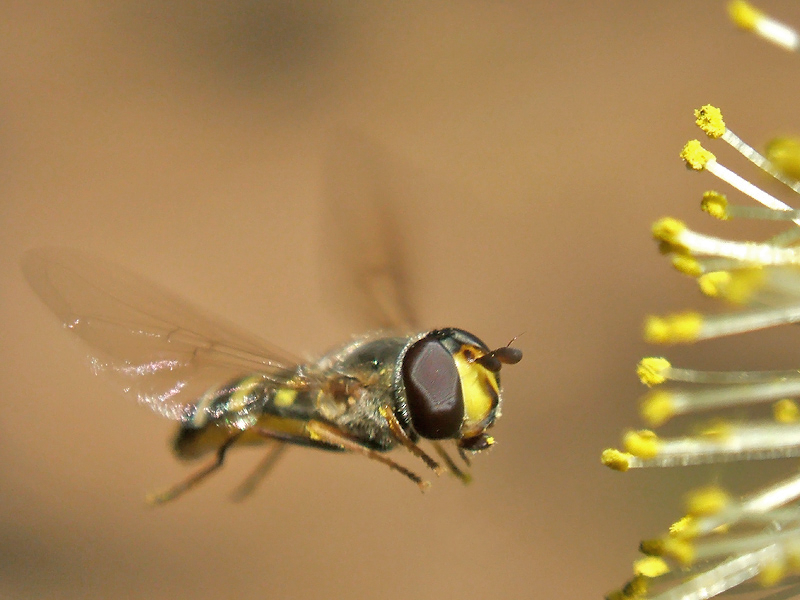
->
[320,132,419,333]
[22,248,303,423]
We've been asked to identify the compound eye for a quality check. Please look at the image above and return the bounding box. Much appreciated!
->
[402,338,464,440]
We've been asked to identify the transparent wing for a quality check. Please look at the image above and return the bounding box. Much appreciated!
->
[320,132,419,333]
[22,248,303,422]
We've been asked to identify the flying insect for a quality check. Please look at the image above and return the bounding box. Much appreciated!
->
[23,144,521,504]
[23,249,520,503]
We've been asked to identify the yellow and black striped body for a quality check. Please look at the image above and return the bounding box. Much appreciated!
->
[172,328,506,462]
[22,250,521,499]
[172,334,410,460]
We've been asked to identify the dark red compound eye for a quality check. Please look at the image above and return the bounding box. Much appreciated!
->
[402,337,464,440]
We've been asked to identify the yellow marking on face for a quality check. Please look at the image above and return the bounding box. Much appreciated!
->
[452,347,500,435]
[273,388,298,407]
[228,375,264,413]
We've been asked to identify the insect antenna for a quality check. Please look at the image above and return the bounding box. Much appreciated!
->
[475,336,523,372]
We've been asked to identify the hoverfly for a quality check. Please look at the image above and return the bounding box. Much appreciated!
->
[24,249,521,503]
[23,147,520,504]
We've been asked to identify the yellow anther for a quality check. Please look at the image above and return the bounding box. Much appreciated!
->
[701,267,762,304]
[766,137,800,180]
[686,485,730,516]
[681,140,716,171]
[786,546,800,571]
[699,419,733,440]
[644,311,703,344]
[639,390,675,427]
[759,560,787,587]
[728,0,763,31]
[644,315,671,344]
[605,589,625,600]
[669,516,699,539]
[637,357,671,387]
[695,105,726,138]
[662,537,695,566]
[698,271,730,298]
[624,429,660,458]
[711,523,730,535]
[774,398,800,423]
[672,255,702,277]
[601,448,632,472]
[621,575,649,600]
[728,268,763,304]
[639,538,665,556]
[640,390,676,426]
[651,217,686,245]
[633,556,670,578]
[700,190,729,220]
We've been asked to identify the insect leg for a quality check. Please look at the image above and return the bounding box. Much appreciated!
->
[147,432,242,505]
[431,441,472,484]
[230,441,288,502]
[457,445,472,467]
[306,420,430,491]
[378,406,444,475]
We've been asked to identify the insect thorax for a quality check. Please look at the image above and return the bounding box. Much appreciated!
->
[311,334,410,451]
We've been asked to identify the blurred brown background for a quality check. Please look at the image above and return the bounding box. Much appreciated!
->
[3,2,800,599]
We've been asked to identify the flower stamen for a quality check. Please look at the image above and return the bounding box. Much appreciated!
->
[729,1,799,52]
[603,10,800,598]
